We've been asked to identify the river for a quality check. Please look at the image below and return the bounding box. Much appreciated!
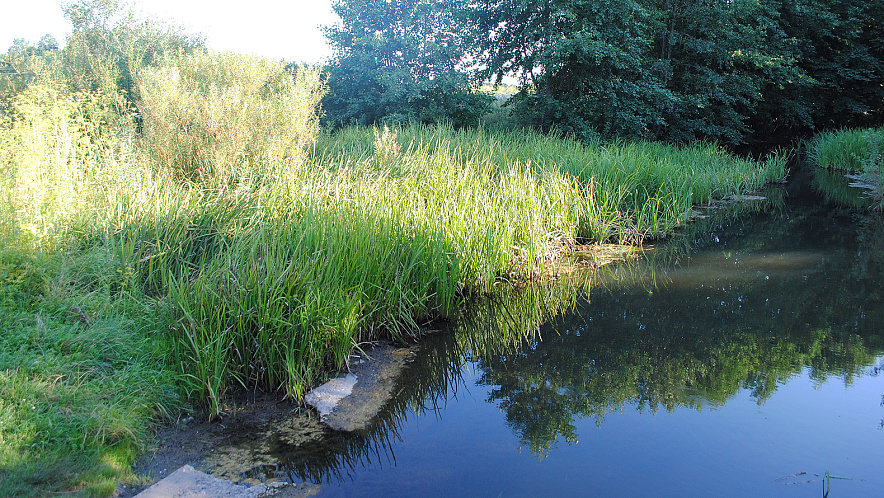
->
[216,164,884,496]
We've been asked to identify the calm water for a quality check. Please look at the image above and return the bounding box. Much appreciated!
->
[239,167,884,496]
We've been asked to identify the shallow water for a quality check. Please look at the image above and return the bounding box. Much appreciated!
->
[233,167,884,496]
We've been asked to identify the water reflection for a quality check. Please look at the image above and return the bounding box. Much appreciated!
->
[812,167,879,209]
[238,168,884,487]
[468,179,882,455]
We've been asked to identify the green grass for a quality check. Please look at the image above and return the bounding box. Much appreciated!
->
[0,245,183,497]
[807,127,883,209]
[807,127,884,172]
[95,123,785,414]
[0,49,788,495]
[1,95,788,417]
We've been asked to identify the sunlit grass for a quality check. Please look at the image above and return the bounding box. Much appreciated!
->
[0,48,789,497]
[101,123,785,413]
[0,245,183,497]
[2,94,787,418]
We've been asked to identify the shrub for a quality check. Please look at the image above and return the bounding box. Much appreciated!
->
[0,83,127,242]
[137,51,326,187]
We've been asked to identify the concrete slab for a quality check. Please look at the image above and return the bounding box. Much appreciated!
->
[134,464,267,498]
[303,373,357,419]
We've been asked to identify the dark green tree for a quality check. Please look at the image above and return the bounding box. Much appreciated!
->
[467,0,884,144]
[471,0,671,141]
[782,0,884,130]
[654,0,760,143]
[321,0,884,141]
[730,0,815,142]
[322,0,490,128]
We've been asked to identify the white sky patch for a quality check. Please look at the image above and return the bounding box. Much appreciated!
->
[2,0,341,64]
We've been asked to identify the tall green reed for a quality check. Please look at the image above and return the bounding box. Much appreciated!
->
[807,127,884,172]
[136,122,786,413]
[807,127,883,209]
[2,56,787,417]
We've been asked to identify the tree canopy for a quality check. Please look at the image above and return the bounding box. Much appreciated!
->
[1,0,203,109]
[323,0,884,144]
[322,0,491,128]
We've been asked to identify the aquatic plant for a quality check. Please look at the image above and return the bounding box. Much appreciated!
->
[807,127,883,172]
[808,127,884,209]
[2,52,788,423]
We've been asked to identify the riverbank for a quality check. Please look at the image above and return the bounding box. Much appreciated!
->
[1,75,786,494]
[116,341,412,497]
[807,127,883,209]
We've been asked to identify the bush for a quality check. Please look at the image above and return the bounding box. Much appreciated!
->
[0,83,126,242]
[137,51,326,187]
[61,0,203,102]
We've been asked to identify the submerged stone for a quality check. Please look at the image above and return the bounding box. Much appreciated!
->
[303,374,358,420]
[320,347,414,431]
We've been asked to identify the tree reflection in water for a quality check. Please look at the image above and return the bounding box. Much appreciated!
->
[243,165,884,479]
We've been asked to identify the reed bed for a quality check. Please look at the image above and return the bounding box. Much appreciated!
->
[807,127,883,209]
[807,127,884,172]
[92,123,786,413]
[1,51,788,420]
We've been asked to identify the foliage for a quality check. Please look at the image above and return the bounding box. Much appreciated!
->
[455,0,884,144]
[322,0,491,128]
[0,0,202,129]
[60,0,203,103]
[0,1,797,489]
[0,83,130,241]
[808,128,884,172]
[777,0,884,131]
[808,127,884,209]
[472,0,671,142]
[136,51,326,186]
[0,35,62,102]
[655,0,787,144]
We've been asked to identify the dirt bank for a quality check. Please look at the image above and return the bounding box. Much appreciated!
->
[118,341,415,497]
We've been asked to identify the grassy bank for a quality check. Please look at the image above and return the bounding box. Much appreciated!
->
[807,127,883,209]
[108,124,785,414]
[0,245,183,496]
[1,49,787,494]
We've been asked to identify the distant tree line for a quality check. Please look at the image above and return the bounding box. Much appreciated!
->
[323,0,884,145]
[4,0,881,146]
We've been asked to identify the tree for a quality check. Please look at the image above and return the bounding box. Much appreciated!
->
[61,0,203,104]
[1,36,64,107]
[323,0,884,142]
[785,0,884,130]
[322,0,490,128]
[734,0,815,142]
[468,0,884,144]
[470,0,670,141]
[652,0,794,144]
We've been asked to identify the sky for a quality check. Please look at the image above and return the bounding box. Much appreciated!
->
[2,0,341,64]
